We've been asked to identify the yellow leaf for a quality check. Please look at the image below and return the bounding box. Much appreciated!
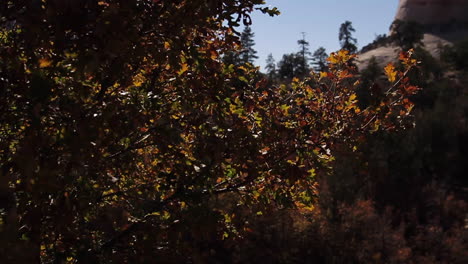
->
[132,73,146,87]
[319,71,328,79]
[164,41,171,50]
[327,53,339,64]
[327,50,355,65]
[178,63,189,75]
[39,58,52,68]
[308,168,316,178]
[384,63,397,83]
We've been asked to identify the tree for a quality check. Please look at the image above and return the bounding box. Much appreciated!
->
[311,47,329,72]
[277,51,311,80]
[296,33,312,77]
[0,1,418,262]
[361,56,381,81]
[357,56,381,108]
[277,53,297,79]
[442,38,468,71]
[339,21,358,53]
[0,1,280,262]
[265,53,277,79]
[240,26,258,64]
[361,34,389,53]
[223,50,241,66]
[390,20,424,50]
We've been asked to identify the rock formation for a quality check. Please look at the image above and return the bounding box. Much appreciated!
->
[357,0,468,70]
[395,0,468,26]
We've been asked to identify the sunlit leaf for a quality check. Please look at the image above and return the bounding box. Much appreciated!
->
[39,58,52,68]
[384,63,397,82]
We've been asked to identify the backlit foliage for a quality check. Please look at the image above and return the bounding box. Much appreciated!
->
[0,1,418,262]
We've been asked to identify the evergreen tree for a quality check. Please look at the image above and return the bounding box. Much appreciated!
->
[265,53,277,79]
[277,53,297,79]
[358,56,381,108]
[339,21,358,53]
[311,47,329,72]
[442,38,468,71]
[240,26,258,64]
[361,56,381,82]
[296,33,312,76]
[222,50,241,66]
[390,20,424,50]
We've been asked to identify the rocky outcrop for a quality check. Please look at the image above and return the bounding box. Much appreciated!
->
[395,0,468,26]
[357,33,454,69]
[357,0,468,70]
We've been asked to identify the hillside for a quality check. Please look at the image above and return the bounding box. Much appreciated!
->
[358,0,468,70]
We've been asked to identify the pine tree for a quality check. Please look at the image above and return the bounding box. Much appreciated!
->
[339,21,358,53]
[265,53,277,79]
[312,47,329,72]
[296,32,312,77]
[390,20,424,50]
[358,56,381,109]
[240,26,258,64]
[277,53,297,80]
[222,50,241,66]
[361,56,381,82]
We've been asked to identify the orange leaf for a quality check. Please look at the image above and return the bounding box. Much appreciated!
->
[178,63,189,75]
[384,63,397,83]
[39,58,52,68]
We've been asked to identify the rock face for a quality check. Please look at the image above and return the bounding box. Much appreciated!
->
[395,0,468,26]
[357,0,468,70]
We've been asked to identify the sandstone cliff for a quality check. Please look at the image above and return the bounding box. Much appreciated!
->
[358,0,468,70]
[395,0,468,26]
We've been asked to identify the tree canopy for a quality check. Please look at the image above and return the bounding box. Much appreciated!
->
[265,53,277,79]
[339,20,358,53]
[390,19,424,50]
[240,26,259,64]
[0,1,422,263]
[296,33,312,77]
[312,47,329,72]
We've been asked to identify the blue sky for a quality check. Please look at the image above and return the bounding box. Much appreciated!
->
[250,0,399,69]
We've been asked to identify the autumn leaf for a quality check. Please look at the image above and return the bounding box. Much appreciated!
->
[132,73,146,87]
[405,85,419,94]
[178,63,189,75]
[384,63,397,83]
[319,71,328,80]
[98,1,109,7]
[210,50,218,60]
[39,58,52,68]
[2,1,423,261]
[327,50,356,66]
[399,49,418,67]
